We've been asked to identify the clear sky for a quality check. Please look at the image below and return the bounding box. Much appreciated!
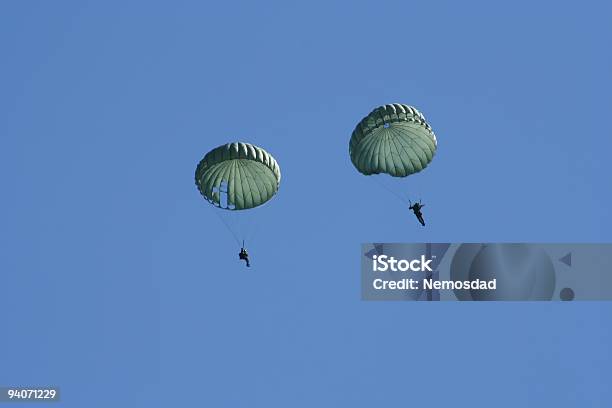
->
[1,1,611,407]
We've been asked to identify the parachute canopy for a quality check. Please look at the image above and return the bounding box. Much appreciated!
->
[349,103,437,177]
[195,142,281,210]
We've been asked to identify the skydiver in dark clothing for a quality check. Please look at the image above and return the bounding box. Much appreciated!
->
[239,247,250,267]
[409,200,426,226]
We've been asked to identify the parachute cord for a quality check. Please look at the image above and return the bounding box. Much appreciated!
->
[209,205,241,246]
[372,176,411,206]
[244,218,262,245]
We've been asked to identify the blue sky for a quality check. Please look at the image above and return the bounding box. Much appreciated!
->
[1,1,611,406]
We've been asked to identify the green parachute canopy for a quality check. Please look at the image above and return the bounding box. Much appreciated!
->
[195,142,281,211]
[349,103,437,177]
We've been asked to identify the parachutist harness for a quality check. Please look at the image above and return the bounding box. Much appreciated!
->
[239,241,250,267]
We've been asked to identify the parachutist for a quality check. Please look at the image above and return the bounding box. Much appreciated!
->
[195,142,281,268]
[348,104,437,227]
[409,200,426,226]
[239,247,250,267]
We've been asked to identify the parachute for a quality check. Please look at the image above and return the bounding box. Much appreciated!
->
[349,103,438,216]
[195,142,281,245]
[349,103,437,177]
[195,142,281,210]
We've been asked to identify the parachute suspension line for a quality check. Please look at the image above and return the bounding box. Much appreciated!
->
[215,177,250,245]
[227,209,255,247]
[245,219,262,244]
[213,206,259,248]
[208,205,241,246]
[371,176,411,206]
[239,212,255,244]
